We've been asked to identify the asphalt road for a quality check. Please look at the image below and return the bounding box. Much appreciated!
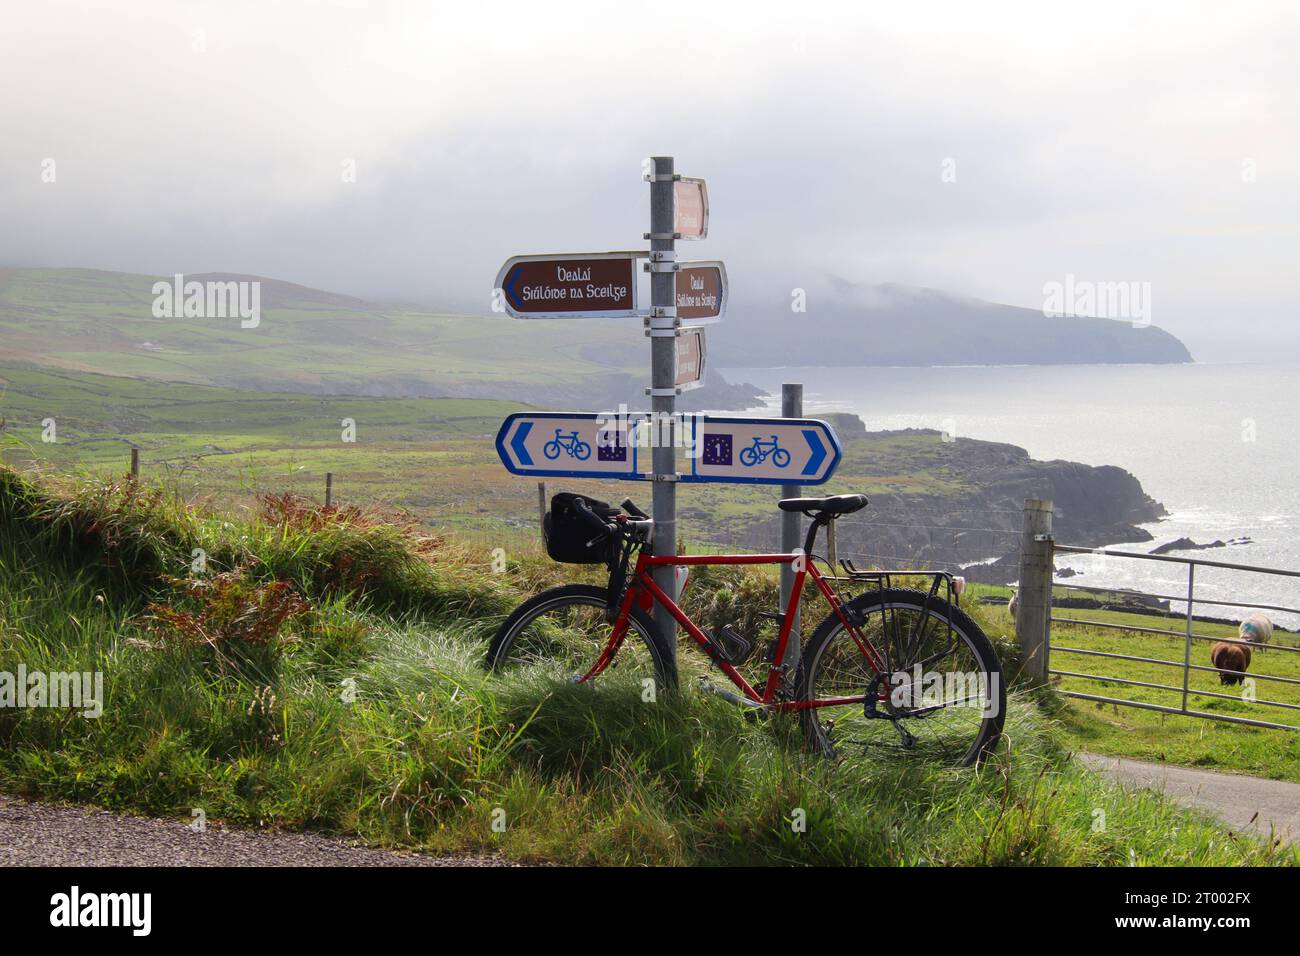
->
[1081,753,1300,844]
[0,795,516,867]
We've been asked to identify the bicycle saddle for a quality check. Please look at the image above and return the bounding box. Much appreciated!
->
[777,494,869,515]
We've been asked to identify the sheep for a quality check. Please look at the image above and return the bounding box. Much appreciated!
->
[1239,612,1273,654]
[1209,641,1252,685]
[1007,590,1018,619]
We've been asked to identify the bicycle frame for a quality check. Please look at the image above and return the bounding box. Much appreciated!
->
[580,548,890,711]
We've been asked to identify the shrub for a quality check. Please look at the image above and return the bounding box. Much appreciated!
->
[137,569,308,679]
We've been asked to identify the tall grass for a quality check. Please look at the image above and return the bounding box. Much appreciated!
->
[0,466,1293,865]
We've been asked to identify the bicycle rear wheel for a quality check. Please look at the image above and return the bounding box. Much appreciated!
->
[797,587,1005,766]
[487,584,672,691]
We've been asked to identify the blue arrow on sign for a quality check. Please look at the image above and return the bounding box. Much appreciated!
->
[503,265,524,310]
[801,428,827,477]
[510,420,533,466]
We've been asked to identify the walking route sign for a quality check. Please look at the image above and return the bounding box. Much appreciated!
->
[674,261,727,323]
[673,177,708,239]
[674,326,706,390]
[495,252,643,318]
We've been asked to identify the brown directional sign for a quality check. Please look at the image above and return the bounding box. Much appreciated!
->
[673,178,708,239]
[674,261,727,324]
[496,252,643,318]
[675,326,706,390]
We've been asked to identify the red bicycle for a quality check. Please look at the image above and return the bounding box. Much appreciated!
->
[490,493,1005,766]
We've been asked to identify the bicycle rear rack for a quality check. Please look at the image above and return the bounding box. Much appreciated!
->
[827,559,962,678]
[835,559,962,608]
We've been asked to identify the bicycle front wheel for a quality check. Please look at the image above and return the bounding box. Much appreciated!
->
[797,587,1005,767]
[487,584,673,692]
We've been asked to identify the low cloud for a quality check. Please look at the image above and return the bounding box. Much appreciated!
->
[3,0,1298,360]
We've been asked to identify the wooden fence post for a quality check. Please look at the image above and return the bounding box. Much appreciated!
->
[129,447,139,481]
[1015,498,1054,682]
[537,481,547,540]
[325,472,333,507]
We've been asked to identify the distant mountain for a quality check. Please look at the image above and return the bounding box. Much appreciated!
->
[0,267,760,410]
[0,269,1190,420]
[713,280,1192,366]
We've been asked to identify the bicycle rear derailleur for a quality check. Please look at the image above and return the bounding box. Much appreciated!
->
[863,672,917,750]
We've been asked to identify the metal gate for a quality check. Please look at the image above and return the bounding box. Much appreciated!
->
[1047,544,1300,732]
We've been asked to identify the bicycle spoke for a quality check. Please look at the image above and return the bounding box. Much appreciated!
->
[802,592,1000,766]
[492,591,661,686]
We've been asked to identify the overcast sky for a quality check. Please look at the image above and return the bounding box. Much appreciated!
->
[3,0,1298,360]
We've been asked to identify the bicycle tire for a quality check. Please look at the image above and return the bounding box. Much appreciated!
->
[488,584,674,691]
[797,587,1005,767]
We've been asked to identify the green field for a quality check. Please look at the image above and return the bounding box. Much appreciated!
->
[0,465,1290,865]
[0,363,972,544]
[970,584,1300,782]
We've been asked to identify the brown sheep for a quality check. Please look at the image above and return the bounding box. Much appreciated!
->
[1209,641,1252,685]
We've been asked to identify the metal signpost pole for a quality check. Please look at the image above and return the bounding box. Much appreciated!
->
[494,162,842,691]
[648,156,679,679]
[779,383,803,661]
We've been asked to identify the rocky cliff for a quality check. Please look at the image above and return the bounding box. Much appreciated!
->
[699,418,1165,584]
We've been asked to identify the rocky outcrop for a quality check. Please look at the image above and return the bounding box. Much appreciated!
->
[1149,536,1251,555]
[701,421,1165,584]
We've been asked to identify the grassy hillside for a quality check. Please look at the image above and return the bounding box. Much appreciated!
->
[0,466,1289,865]
[0,267,757,409]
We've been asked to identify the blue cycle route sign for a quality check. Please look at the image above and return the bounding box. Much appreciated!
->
[687,415,840,485]
[496,412,649,480]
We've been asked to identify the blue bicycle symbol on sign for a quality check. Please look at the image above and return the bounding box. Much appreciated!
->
[543,428,593,461]
[739,434,791,468]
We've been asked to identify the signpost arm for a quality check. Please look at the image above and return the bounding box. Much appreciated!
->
[779,383,803,663]
[649,156,679,683]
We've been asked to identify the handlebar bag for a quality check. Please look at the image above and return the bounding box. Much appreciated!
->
[544,493,621,564]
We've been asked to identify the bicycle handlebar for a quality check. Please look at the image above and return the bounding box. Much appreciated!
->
[620,498,649,520]
[571,496,615,547]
